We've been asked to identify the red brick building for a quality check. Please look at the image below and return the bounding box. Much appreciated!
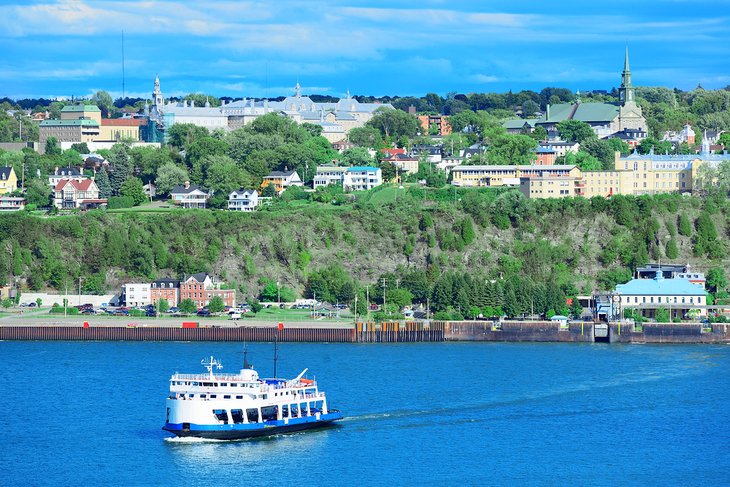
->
[150,279,180,307]
[179,273,236,309]
[417,115,452,136]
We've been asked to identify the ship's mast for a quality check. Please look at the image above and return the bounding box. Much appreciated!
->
[273,331,279,378]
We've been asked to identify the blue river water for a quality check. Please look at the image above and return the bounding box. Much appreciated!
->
[1,341,728,486]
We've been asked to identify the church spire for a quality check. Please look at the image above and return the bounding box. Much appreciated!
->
[619,47,634,105]
[295,81,301,98]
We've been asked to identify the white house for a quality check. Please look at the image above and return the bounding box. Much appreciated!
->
[343,166,382,191]
[170,182,210,208]
[314,166,347,189]
[123,283,151,307]
[228,189,259,212]
[262,170,304,195]
[615,273,707,320]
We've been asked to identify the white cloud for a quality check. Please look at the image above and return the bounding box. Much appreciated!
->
[470,74,499,83]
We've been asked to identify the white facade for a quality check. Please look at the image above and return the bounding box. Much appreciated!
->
[228,189,259,212]
[124,283,151,307]
[314,166,347,189]
[343,167,382,191]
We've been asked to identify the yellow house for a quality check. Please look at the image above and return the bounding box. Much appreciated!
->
[0,166,18,194]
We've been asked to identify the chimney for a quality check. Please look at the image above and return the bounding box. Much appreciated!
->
[184,181,190,189]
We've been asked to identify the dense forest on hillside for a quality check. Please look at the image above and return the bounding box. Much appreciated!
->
[1,189,729,319]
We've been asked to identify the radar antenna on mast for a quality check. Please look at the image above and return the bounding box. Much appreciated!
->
[201,356,223,378]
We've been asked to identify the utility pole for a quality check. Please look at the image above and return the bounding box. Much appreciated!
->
[381,278,387,313]
[78,277,83,306]
[366,285,369,322]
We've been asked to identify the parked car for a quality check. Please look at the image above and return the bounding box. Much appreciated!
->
[167,307,179,313]
[197,309,211,317]
[113,309,130,316]
[146,310,158,317]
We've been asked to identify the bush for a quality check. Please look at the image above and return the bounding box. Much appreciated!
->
[108,196,135,209]
[50,305,79,315]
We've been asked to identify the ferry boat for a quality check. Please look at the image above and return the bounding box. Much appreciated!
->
[162,354,343,440]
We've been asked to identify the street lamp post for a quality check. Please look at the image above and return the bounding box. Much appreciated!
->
[78,277,83,306]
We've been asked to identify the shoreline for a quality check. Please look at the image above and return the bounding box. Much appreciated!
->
[1,319,729,344]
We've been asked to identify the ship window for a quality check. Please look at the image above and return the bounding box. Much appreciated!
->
[210,395,216,398]
[291,405,299,416]
[282,405,289,417]
[224,395,231,399]
[231,409,244,424]
[236,395,243,399]
[213,409,228,424]
[203,382,213,387]
[221,383,227,387]
[192,382,199,386]
[246,408,259,423]
[189,394,194,398]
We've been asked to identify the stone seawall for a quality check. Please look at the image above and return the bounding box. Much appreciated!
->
[444,321,595,342]
[609,322,730,344]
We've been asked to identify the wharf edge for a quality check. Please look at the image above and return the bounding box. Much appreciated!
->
[1,321,729,343]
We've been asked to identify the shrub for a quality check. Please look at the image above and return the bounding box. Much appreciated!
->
[108,196,135,209]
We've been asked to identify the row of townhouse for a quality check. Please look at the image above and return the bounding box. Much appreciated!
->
[123,273,236,308]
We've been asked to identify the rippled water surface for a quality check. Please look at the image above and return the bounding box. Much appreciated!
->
[1,341,728,486]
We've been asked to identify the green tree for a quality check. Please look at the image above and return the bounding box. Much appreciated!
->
[156,162,189,196]
[71,142,90,154]
[655,308,670,323]
[366,107,419,139]
[665,238,679,259]
[204,155,252,208]
[207,295,225,313]
[340,147,373,166]
[90,90,114,117]
[486,134,537,165]
[247,298,263,314]
[557,120,595,143]
[347,126,382,148]
[678,213,692,237]
[167,123,209,149]
[108,144,132,195]
[156,298,169,313]
[120,177,147,206]
[261,184,277,198]
[562,151,603,171]
[95,167,112,199]
[706,268,727,295]
[179,298,196,314]
[45,136,61,156]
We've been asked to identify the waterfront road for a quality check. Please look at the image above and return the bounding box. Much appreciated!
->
[0,309,355,329]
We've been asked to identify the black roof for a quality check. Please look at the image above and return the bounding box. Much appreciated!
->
[152,278,180,287]
[171,184,206,194]
[0,166,13,180]
[55,167,82,176]
[184,272,209,283]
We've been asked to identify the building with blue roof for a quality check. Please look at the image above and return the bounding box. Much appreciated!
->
[615,272,707,320]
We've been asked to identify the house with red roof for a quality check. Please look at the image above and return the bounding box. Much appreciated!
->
[53,178,107,209]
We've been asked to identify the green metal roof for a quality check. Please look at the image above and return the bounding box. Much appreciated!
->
[572,103,619,122]
[537,102,619,124]
[60,105,101,112]
[40,119,100,126]
[503,119,536,129]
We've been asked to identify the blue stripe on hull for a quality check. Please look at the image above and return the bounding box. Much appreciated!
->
[163,412,343,440]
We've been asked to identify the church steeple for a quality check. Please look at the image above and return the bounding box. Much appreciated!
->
[295,81,301,98]
[619,47,634,105]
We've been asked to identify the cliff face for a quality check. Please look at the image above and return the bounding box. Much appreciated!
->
[0,189,727,301]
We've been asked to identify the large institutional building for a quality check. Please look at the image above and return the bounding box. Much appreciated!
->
[504,49,648,144]
[148,77,391,143]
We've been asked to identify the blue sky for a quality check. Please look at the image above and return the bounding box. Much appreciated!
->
[1,0,729,100]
